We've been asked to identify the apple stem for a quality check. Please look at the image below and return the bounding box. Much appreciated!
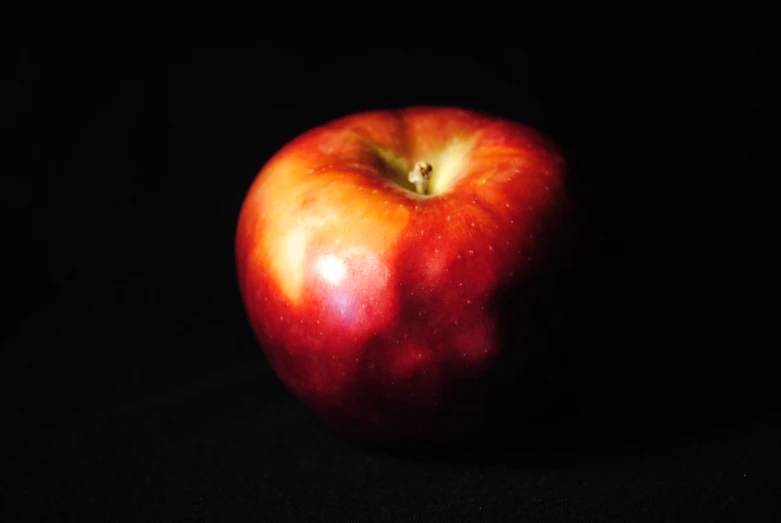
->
[408,161,433,195]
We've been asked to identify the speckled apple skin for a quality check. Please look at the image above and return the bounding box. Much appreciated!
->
[236,107,574,445]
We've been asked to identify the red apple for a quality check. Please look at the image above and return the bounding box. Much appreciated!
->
[236,106,577,446]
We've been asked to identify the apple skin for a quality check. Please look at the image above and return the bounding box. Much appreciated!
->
[236,107,576,446]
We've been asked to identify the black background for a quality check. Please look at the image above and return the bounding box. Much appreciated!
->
[3,9,780,522]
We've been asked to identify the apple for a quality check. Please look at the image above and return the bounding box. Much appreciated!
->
[236,106,578,446]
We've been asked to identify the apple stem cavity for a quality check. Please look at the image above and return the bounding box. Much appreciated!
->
[408,161,433,195]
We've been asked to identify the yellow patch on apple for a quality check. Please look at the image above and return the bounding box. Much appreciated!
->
[254,154,410,304]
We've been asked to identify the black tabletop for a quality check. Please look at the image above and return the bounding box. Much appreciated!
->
[4,13,780,521]
[7,291,781,522]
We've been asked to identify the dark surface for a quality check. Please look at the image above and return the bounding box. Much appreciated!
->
[4,10,781,522]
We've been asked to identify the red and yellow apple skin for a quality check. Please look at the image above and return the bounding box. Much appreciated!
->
[236,107,575,445]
